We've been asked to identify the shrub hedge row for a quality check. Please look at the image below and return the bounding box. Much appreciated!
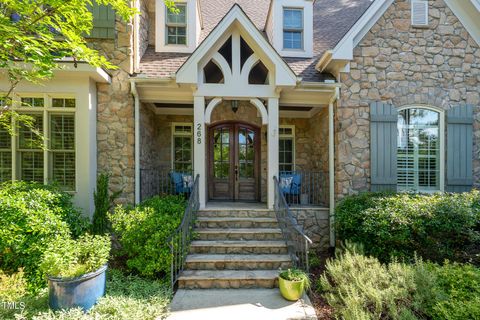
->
[335,191,480,264]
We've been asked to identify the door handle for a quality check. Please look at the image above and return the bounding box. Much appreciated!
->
[235,165,239,181]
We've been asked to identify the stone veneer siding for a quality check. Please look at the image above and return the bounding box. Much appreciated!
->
[94,17,135,205]
[290,208,329,250]
[336,0,480,199]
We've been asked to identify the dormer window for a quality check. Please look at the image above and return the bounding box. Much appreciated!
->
[166,4,187,45]
[283,8,303,50]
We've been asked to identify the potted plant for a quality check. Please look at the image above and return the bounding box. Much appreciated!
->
[278,268,311,301]
[40,234,111,311]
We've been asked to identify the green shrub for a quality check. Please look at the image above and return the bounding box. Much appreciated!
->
[0,181,90,292]
[109,195,186,277]
[40,234,110,279]
[427,262,480,320]
[318,243,419,319]
[335,191,480,264]
[92,173,121,235]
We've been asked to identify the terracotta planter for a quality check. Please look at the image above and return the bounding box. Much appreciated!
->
[279,276,305,301]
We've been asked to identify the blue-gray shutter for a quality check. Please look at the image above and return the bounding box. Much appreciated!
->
[446,105,473,192]
[370,102,398,191]
[87,1,115,39]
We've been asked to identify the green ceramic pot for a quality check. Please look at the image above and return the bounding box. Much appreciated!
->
[279,276,305,301]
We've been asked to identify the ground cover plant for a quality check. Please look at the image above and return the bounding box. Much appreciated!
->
[0,269,172,320]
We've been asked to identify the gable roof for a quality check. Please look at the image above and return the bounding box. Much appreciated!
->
[136,0,374,81]
[176,4,297,86]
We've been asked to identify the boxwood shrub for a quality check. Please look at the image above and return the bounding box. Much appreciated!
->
[335,191,480,264]
[0,181,90,292]
[109,195,186,278]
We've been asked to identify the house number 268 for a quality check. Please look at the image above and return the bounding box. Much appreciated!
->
[196,123,202,144]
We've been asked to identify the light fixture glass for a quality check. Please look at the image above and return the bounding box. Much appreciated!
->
[231,100,239,113]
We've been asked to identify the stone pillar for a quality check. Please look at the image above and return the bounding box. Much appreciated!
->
[267,97,279,209]
[194,96,206,209]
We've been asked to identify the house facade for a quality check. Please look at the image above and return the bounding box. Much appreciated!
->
[1,0,479,248]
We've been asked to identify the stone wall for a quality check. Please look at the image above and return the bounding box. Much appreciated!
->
[139,0,150,59]
[290,208,330,250]
[336,0,480,199]
[92,15,135,205]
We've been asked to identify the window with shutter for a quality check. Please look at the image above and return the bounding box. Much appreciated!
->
[411,0,429,27]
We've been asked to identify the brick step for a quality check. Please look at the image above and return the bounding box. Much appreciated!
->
[196,217,278,229]
[197,209,275,218]
[178,270,279,289]
[196,228,283,241]
[185,254,292,270]
[190,240,288,254]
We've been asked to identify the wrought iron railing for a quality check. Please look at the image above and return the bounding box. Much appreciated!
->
[168,174,200,289]
[279,170,329,206]
[274,176,313,272]
[140,167,193,201]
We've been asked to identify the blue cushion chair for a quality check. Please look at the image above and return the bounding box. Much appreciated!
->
[279,173,301,196]
[169,172,193,195]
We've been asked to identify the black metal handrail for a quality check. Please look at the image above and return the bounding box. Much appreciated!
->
[274,176,312,272]
[168,174,200,289]
[279,170,329,206]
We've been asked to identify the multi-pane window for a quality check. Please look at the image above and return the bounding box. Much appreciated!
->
[172,123,192,172]
[279,125,295,173]
[397,108,440,191]
[166,4,187,45]
[50,115,75,190]
[283,8,303,50]
[0,95,76,190]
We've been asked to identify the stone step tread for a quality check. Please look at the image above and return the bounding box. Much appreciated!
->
[186,254,291,263]
[191,240,287,247]
[179,270,279,280]
[199,208,273,212]
[196,217,277,222]
[196,228,282,234]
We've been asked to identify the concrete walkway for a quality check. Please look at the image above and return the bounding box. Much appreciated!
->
[164,289,317,320]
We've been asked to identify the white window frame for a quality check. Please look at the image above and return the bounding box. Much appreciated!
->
[165,3,188,46]
[171,122,193,172]
[5,93,77,191]
[279,124,295,172]
[282,7,304,51]
[397,105,445,193]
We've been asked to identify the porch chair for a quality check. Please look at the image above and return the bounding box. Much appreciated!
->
[169,171,193,196]
[279,173,302,203]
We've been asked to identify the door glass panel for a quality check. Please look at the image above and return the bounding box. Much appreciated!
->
[238,128,255,179]
[213,128,230,178]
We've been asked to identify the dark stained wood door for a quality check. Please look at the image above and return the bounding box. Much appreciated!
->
[208,121,260,201]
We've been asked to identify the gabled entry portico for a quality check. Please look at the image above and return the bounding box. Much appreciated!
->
[133,4,339,219]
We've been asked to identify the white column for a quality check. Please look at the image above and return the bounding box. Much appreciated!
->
[194,96,207,209]
[267,97,279,209]
[328,95,336,248]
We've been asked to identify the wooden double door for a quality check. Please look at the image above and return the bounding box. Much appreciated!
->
[208,121,260,201]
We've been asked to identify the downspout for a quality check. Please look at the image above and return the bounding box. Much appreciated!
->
[131,81,140,204]
[329,87,339,248]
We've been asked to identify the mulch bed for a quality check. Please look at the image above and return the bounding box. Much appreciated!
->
[308,250,335,320]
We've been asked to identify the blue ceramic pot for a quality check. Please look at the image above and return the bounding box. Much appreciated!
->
[48,264,107,311]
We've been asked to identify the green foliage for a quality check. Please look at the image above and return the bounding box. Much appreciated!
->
[279,269,311,289]
[0,181,90,292]
[318,242,480,320]
[427,262,480,319]
[40,234,110,278]
[92,173,121,235]
[0,269,27,301]
[0,269,171,320]
[319,243,419,320]
[335,191,480,264]
[109,195,186,277]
